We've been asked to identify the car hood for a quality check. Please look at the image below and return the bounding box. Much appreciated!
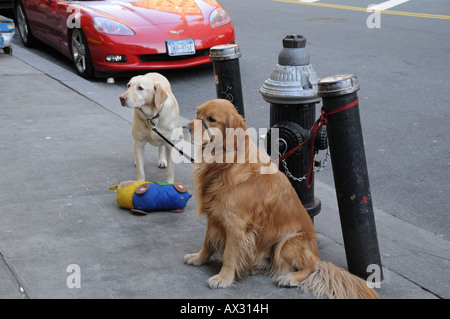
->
[80,0,215,27]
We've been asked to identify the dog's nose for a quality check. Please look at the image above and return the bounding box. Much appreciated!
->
[119,95,127,106]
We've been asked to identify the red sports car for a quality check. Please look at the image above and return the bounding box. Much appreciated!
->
[13,0,235,78]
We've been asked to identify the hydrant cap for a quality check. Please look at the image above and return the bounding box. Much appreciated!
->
[260,34,319,104]
[278,34,310,66]
[283,34,306,48]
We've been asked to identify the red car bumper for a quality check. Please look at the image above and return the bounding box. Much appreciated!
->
[85,23,235,74]
[92,48,213,72]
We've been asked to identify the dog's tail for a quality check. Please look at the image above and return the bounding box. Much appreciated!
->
[301,260,379,299]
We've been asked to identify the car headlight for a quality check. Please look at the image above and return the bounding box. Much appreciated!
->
[93,17,135,36]
[210,7,232,28]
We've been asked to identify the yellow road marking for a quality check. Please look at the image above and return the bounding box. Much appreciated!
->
[273,0,450,20]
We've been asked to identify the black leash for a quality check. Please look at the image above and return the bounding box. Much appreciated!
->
[147,114,195,163]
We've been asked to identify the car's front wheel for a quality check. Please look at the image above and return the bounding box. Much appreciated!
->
[16,1,36,47]
[71,28,94,78]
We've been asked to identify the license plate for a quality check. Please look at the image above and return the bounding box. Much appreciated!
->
[166,39,196,56]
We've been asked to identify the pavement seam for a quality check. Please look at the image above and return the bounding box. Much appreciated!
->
[48,74,134,124]
[387,268,443,299]
[315,231,444,299]
[8,45,133,125]
[0,252,29,299]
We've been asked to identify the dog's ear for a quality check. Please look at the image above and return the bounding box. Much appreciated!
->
[225,111,248,155]
[154,83,169,108]
[226,111,247,130]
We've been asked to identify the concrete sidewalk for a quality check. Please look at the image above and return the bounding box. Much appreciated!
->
[0,51,448,299]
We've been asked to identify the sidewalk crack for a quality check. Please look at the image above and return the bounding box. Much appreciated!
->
[0,251,29,299]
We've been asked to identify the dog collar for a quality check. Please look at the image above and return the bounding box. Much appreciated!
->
[147,113,159,128]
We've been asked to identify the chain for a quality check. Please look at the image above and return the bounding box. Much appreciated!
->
[281,158,307,182]
[314,147,329,172]
[276,138,330,182]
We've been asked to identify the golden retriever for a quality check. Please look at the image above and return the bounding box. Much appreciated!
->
[120,72,179,183]
[182,99,379,299]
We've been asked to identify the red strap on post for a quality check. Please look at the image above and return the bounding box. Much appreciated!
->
[274,97,359,188]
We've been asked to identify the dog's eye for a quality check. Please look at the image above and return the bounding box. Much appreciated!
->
[138,86,144,91]
[207,116,216,123]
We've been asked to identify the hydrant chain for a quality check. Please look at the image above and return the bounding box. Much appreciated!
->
[313,147,330,172]
[281,158,308,183]
[280,147,329,182]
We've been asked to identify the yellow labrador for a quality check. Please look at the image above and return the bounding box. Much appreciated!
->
[120,73,179,183]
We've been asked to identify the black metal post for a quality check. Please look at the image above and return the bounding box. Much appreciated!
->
[210,44,245,118]
[318,74,383,281]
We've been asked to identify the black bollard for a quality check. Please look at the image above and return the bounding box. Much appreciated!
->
[318,74,383,281]
[210,44,245,118]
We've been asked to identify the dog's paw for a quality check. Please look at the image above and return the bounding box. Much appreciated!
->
[158,160,167,168]
[207,274,233,289]
[183,253,205,266]
[276,274,301,287]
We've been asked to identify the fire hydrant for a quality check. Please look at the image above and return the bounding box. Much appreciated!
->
[260,34,326,222]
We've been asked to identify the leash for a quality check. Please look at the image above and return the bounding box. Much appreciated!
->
[145,96,357,174]
[147,113,195,163]
[275,97,359,187]
[146,114,213,164]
